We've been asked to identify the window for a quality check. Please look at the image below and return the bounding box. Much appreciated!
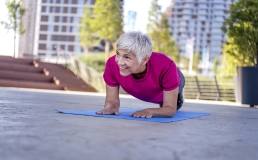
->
[78,0,84,5]
[39,34,47,40]
[54,16,59,22]
[38,44,46,50]
[68,45,74,51]
[63,17,67,22]
[73,17,80,23]
[51,7,56,13]
[198,15,206,20]
[56,7,60,13]
[62,26,66,32]
[41,16,48,22]
[72,26,78,33]
[72,7,77,13]
[198,9,206,14]
[211,28,222,32]
[182,15,191,19]
[213,10,224,14]
[199,3,207,8]
[41,6,46,12]
[48,25,54,32]
[54,26,58,31]
[63,7,68,13]
[77,7,84,14]
[213,4,224,8]
[40,25,47,31]
[184,3,193,7]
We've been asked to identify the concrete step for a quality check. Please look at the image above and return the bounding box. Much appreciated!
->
[0,56,97,92]
[0,56,36,65]
[0,79,66,90]
[0,62,44,73]
[0,70,55,82]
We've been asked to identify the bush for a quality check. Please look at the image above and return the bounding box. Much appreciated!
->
[78,52,106,73]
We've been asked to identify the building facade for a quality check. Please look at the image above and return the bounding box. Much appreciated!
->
[19,0,123,58]
[165,0,235,62]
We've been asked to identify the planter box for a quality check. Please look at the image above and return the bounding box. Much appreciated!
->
[237,66,258,106]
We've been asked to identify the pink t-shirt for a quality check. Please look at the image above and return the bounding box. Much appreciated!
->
[103,52,180,104]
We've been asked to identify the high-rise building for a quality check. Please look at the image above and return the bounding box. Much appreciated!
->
[165,0,235,62]
[19,0,124,58]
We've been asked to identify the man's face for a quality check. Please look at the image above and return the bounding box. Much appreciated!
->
[115,49,146,76]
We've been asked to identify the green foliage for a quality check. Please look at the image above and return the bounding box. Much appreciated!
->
[212,56,222,74]
[78,53,106,73]
[219,38,253,74]
[91,0,123,42]
[180,56,189,70]
[193,52,200,72]
[222,0,258,66]
[91,0,123,60]
[180,52,200,73]
[147,0,179,63]
[0,0,25,57]
[1,0,25,34]
[79,4,100,53]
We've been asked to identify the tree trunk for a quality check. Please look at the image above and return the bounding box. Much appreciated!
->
[105,40,110,62]
[14,34,16,58]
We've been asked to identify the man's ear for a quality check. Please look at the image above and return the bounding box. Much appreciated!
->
[141,56,150,65]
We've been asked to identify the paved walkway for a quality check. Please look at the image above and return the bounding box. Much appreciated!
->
[0,87,257,160]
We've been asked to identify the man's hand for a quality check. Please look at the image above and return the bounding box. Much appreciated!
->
[96,107,119,115]
[130,109,153,118]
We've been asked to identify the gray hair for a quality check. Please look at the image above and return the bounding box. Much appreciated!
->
[116,31,153,64]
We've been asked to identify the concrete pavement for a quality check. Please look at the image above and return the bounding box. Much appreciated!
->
[0,87,258,160]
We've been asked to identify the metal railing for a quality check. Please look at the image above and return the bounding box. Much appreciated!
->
[184,75,235,102]
[67,57,106,92]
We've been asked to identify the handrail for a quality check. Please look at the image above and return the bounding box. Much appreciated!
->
[67,57,105,92]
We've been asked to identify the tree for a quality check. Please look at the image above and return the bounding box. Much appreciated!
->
[147,0,179,63]
[180,52,200,73]
[0,0,25,58]
[212,57,222,74]
[91,0,123,61]
[79,4,99,54]
[222,0,258,67]
[193,52,200,72]
[219,38,254,74]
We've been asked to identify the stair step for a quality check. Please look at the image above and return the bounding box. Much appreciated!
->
[0,70,54,82]
[66,86,96,92]
[0,57,98,93]
[0,56,35,65]
[0,62,43,73]
[0,79,66,90]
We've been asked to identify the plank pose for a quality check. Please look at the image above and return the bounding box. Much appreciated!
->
[96,31,185,118]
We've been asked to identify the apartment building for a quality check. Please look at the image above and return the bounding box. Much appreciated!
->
[19,0,123,57]
[165,0,235,62]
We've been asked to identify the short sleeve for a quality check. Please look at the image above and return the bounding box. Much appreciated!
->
[103,58,119,87]
[161,62,180,91]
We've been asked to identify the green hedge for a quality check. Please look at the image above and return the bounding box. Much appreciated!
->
[78,53,106,73]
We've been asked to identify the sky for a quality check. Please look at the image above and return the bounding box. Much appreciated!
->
[0,0,171,57]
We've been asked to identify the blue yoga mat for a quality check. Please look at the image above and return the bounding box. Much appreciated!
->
[56,108,210,123]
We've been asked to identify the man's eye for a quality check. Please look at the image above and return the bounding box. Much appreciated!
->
[125,57,130,59]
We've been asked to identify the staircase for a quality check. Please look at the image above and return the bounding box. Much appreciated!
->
[0,56,97,92]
